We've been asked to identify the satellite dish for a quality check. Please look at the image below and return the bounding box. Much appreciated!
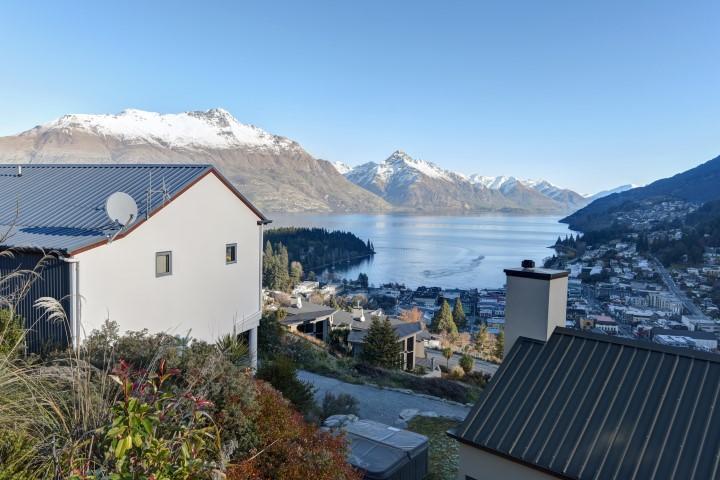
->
[105,192,138,227]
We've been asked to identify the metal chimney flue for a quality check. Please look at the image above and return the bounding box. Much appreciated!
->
[17,165,22,177]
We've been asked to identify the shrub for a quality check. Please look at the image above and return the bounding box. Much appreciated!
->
[449,365,465,379]
[458,354,474,374]
[227,381,360,480]
[256,356,315,415]
[0,309,23,356]
[462,371,489,388]
[319,392,359,420]
[258,309,286,358]
[77,359,222,479]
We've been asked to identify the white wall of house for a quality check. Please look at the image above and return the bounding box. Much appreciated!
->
[75,172,262,343]
[457,444,557,480]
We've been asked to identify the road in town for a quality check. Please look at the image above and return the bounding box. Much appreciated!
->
[424,348,499,376]
[298,370,470,425]
[652,257,709,320]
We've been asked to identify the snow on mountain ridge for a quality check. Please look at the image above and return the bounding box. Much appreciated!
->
[33,108,298,152]
[331,161,352,175]
[384,150,453,181]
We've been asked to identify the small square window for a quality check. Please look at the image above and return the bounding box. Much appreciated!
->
[226,243,237,264]
[156,251,172,276]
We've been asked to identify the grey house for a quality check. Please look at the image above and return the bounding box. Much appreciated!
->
[282,299,336,342]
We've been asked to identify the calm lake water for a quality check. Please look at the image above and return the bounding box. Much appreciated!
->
[271,214,575,289]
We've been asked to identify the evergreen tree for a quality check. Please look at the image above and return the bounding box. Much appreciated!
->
[452,297,467,330]
[475,324,489,357]
[262,241,275,288]
[357,273,369,288]
[361,317,401,369]
[495,330,505,359]
[431,300,458,336]
[275,243,291,291]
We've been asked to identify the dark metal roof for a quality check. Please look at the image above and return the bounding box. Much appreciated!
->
[451,328,720,480]
[348,322,422,344]
[0,164,266,253]
[282,303,337,325]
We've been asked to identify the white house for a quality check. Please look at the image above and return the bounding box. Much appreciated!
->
[0,164,268,367]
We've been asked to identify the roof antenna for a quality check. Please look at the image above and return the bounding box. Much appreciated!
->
[146,172,153,220]
[145,173,171,217]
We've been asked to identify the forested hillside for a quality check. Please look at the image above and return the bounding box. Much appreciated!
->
[262,228,374,290]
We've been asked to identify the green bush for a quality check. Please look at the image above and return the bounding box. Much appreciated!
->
[320,392,359,420]
[0,309,23,356]
[458,354,474,374]
[256,356,315,415]
[79,359,221,479]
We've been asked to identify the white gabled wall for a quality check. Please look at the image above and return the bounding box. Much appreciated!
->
[75,173,262,342]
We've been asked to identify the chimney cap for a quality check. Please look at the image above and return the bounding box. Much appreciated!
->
[505,267,569,281]
[521,259,535,269]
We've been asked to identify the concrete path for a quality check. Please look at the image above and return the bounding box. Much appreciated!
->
[299,370,470,425]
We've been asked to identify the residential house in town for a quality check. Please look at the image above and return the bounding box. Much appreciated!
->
[281,296,336,341]
[0,164,268,366]
[450,262,720,479]
[347,320,423,371]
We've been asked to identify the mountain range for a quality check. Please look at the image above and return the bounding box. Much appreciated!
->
[563,154,720,231]
[0,108,625,215]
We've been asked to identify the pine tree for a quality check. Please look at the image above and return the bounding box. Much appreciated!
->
[275,243,291,291]
[452,297,467,330]
[432,300,458,337]
[263,241,275,288]
[475,324,489,357]
[495,330,505,359]
[361,317,401,369]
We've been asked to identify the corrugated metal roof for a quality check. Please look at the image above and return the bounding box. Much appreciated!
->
[451,328,720,480]
[348,322,422,344]
[0,164,213,253]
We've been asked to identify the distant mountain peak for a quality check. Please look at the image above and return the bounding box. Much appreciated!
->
[330,160,352,175]
[342,151,588,213]
[33,108,299,152]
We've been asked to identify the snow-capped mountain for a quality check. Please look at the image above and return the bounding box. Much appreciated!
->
[0,109,390,214]
[32,108,300,152]
[330,161,352,175]
[343,150,584,213]
[584,184,639,202]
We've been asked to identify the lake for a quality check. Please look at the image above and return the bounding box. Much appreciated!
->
[271,214,575,289]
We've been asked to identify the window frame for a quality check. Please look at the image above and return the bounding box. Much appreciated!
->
[155,251,173,277]
[226,243,237,264]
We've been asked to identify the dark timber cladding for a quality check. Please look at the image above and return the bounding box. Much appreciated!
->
[0,252,71,353]
[450,328,720,480]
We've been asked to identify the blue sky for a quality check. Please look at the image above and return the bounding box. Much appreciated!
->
[0,1,718,193]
